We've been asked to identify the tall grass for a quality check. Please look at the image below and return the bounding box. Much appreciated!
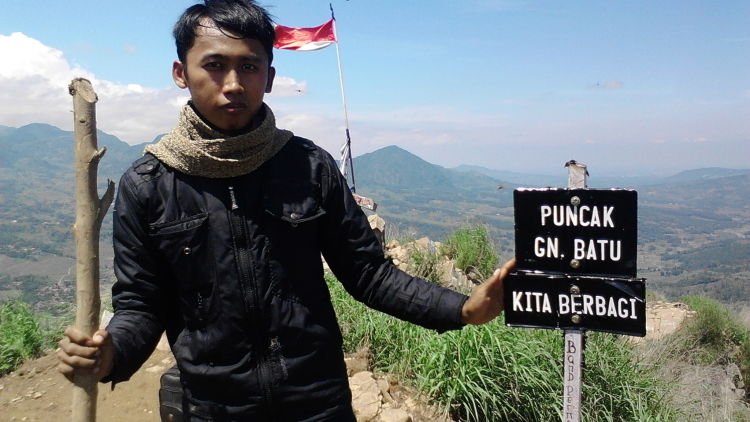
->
[0,301,46,375]
[441,224,498,280]
[407,247,443,284]
[679,295,750,395]
[328,272,679,421]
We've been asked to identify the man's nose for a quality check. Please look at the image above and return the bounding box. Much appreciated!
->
[223,70,244,94]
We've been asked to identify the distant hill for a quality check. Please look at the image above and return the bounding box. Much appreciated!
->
[0,123,143,181]
[353,146,515,241]
[455,164,750,189]
[452,164,561,187]
[1,122,749,311]
[355,146,454,189]
[662,167,750,184]
[354,145,514,194]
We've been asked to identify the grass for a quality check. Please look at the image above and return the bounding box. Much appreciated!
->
[678,295,750,395]
[0,299,66,376]
[0,300,45,375]
[328,271,680,421]
[635,296,750,420]
[407,246,443,284]
[440,224,498,280]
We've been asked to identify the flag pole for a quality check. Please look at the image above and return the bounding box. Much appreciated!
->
[330,3,356,193]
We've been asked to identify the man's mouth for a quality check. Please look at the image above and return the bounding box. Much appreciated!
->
[222,102,247,112]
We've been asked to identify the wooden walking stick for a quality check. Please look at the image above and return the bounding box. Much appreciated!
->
[69,78,115,422]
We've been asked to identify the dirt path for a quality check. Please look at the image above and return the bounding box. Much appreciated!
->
[0,349,173,422]
[0,346,446,422]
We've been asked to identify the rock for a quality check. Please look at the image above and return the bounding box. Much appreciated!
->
[727,363,744,389]
[156,332,171,352]
[377,378,394,403]
[413,237,430,251]
[378,408,412,422]
[367,215,386,252]
[351,370,375,384]
[368,214,385,232]
[345,356,369,376]
[145,365,164,373]
[350,371,381,422]
[32,391,43,399]
[346,347,370,372]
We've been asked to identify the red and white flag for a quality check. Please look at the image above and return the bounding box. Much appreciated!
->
[274,19,337,51]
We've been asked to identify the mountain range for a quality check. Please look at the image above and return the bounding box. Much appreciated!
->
[1,123,749,311]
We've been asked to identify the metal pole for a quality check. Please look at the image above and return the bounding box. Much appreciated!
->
[563,160,587,422]
[329,4,356,192]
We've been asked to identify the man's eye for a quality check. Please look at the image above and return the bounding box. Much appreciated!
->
[204,62,223,70]
[241,63,258,72]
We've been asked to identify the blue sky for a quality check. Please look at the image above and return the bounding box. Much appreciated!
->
[0,0,748,176]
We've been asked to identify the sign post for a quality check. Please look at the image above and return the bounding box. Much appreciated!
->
[564,161,585,422]
[504,161,646,421]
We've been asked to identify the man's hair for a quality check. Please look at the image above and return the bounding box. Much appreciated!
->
[173,0,275,64]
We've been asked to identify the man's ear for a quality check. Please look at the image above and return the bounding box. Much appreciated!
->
[265,66,276,93]
[173,60,188,89]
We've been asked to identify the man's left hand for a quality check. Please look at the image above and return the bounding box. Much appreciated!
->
[461,258,516,325]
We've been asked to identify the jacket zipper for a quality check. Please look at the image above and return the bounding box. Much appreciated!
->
[196,292,204,325]
[228,185,239,210]
[226,184,274,407]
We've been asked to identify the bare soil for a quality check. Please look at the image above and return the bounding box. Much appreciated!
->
[1,349,173,422]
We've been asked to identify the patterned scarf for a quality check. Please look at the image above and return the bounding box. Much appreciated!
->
[144,103,293,178]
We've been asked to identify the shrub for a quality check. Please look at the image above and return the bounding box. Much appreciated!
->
[0,301,45,375]
[441,224,498,280]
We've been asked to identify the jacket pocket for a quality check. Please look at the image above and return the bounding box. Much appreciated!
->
[149,213,215,326]
[262,185,328,301]
[262,188,326,226]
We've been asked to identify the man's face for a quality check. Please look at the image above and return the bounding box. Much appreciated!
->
[172,21,275,133]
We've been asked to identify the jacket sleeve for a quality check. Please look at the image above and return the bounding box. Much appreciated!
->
[102,170,169,384]
[318,152,468,332]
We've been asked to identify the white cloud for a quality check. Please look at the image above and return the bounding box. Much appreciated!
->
[269,76,307,96]
[0,32,320,144]
[0,32,189,144]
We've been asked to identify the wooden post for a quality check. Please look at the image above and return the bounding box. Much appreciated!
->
[69,78,115,422]
[562,160,588,422]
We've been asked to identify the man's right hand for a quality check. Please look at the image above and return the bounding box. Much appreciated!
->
[57,326,114,382]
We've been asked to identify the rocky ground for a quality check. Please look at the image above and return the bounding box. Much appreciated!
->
[0,340,449,422]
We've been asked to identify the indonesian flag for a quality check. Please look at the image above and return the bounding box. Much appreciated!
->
[274,19,337,51]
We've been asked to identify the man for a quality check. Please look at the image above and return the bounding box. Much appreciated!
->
[57,1,515,420]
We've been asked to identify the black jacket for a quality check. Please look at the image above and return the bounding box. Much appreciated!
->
[106,136,468,419]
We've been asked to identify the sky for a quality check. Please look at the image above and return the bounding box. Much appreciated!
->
[0,0,748,177]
